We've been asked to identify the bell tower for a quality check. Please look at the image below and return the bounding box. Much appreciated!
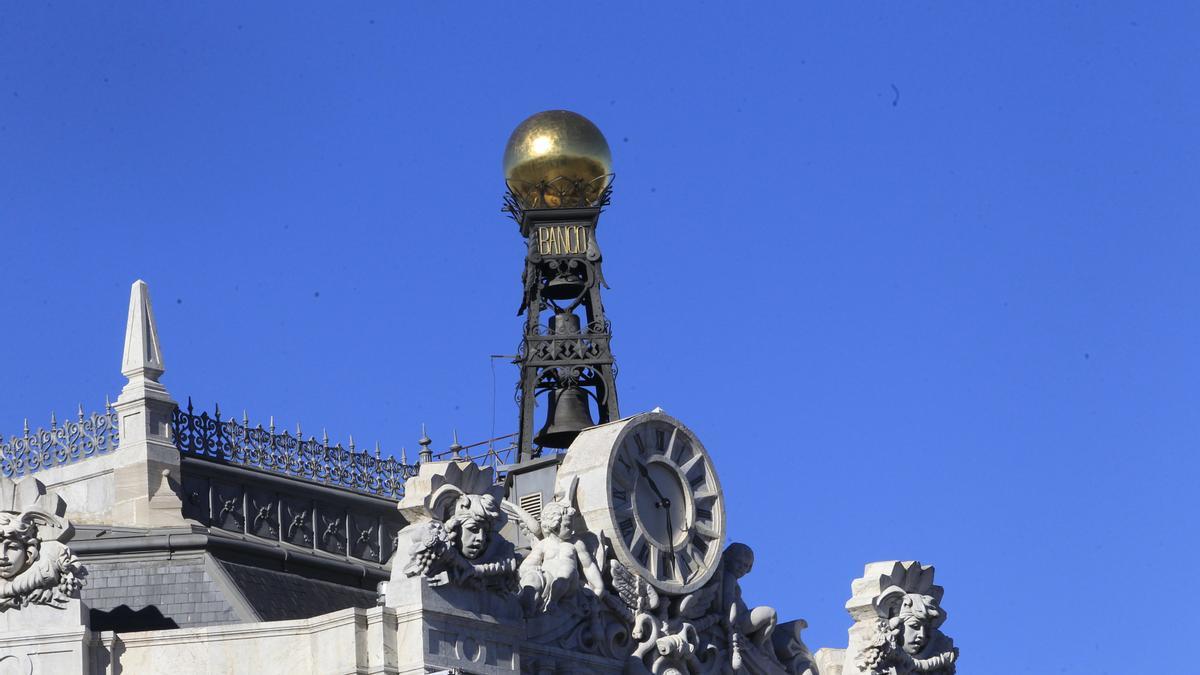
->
[503,110,620,463]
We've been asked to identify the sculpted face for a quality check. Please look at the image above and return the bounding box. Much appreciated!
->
[459,519,488,560]
[555,512,575,539]
[901,617,929,655]
[0,536,31,580]
[724,545,754,579]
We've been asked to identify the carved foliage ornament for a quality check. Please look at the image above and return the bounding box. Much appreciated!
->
[0,477,83,611]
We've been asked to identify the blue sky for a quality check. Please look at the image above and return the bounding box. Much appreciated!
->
[2,3,1197,671]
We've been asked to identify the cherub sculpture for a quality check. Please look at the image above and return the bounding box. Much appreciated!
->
[506,476,605,616]
[0,476,84,611]
[853,562,958,674]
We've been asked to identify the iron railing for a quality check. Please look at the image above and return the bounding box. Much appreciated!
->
[172,399,516,500]
[172,400,418,499]
[1,405,120,478]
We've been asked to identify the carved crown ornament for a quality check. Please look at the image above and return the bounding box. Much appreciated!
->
[0,476,84,611]
[847,561,958,675]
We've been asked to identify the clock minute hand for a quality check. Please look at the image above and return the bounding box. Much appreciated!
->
[638,460,678,572]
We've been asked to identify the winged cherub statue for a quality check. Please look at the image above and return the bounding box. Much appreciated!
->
[506,476,606,615]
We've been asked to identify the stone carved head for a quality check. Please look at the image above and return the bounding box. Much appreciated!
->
[0,512,39,580]
[876,589,945,656]
[419,462,507,562]
[0,476,82,611]
[0,478,72,580]
[850,561,958,674]
[540,499,576,539]
[444,494,500,560]
[723,542,754,579]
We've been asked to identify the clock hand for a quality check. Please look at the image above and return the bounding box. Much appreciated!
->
[636,460,668,505]
[663,496,677,572]
[638,461,678,572]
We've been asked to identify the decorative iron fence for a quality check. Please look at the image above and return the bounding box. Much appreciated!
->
[1,405,121,478]
[430,434,517,474]
[171,400,421,499]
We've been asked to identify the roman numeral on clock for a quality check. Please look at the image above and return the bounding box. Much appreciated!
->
[612,488,628,502]
[619,518,635,538]
[636,543,650,567]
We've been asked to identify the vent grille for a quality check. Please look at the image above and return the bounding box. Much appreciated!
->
[519,492,543,524]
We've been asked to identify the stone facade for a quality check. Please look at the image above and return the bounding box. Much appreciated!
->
[0,275,964,674]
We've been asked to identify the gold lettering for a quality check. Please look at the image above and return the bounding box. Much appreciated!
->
[555,226,570,255]
[536,224,591,255]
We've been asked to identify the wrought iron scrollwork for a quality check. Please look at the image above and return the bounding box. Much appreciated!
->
[1,405,120,478]
[171,399,419,500]
[503,175,613,219]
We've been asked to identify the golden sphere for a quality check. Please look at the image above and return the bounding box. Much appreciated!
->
[503,110,613,205]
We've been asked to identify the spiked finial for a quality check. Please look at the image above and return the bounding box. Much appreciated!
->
[400,446,407,464]
[449,429,464,459]
[121,279,166,382]
[418,424,433,463]
[348,434,356,451]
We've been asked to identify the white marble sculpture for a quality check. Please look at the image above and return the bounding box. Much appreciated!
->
[391,462,517,591]
[0,476,84,611]
[508,476,606,616]
[846,561,957,675]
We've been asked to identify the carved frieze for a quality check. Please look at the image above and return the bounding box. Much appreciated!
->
[281,497,313,547]
[178,462,403,565]
[247,489,278,540]
[211,481,244,533]
[316,503,347,556]
[348,512,380,562]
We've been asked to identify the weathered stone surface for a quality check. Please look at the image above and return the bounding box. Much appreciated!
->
[840,561,958,675]
[0,599,90,674]
[0,476,84,612]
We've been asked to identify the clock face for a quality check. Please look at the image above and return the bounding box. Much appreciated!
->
[606,417,724,595]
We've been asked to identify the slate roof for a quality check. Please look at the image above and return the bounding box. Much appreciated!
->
[217,558,379,622]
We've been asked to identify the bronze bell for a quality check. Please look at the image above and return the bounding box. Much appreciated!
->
[548,311,582,335]
[542,269,586,300]
[534,386,595,449]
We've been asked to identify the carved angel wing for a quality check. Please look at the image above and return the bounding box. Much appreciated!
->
[500,498,544,540]
[561,475,579,510]
[608,556,659,612]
